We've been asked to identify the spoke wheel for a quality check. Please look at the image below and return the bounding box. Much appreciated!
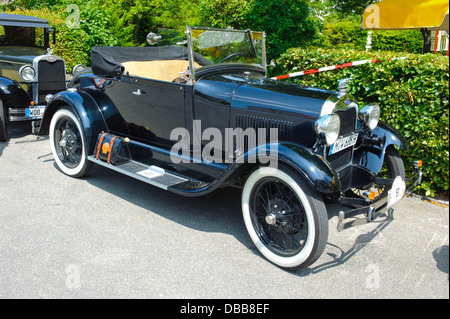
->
[242,166,328,270]
[250,177,308,257]
[54,118,82,168]
[49,107,92,177]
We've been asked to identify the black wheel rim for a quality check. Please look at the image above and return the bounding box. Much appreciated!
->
[54,116,82,168]
[250,177,308,257]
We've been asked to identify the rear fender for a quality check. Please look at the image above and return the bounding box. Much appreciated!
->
[39,89,108,154]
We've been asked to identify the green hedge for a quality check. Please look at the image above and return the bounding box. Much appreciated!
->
[273,48,449,197]
[320,18,423,54]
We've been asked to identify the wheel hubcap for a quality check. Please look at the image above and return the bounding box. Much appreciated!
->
[265,213,277,225]
[55,118,82,168]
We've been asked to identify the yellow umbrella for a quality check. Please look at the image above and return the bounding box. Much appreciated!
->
[362,0,449,30]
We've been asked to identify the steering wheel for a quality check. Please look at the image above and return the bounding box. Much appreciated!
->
[218,52,246,63]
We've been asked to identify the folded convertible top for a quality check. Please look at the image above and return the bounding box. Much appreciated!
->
[91,45,212,77]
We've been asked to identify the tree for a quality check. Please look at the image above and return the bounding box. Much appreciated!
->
[420,28,432,54]
[326,0,378,17]
[199,0,321,59]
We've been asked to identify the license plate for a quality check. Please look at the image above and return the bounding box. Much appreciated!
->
[387,176,406,208]
[329,133,358,155]
[25,107,45,118]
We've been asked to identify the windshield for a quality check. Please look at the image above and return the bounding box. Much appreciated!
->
[189,27,265,67]
[0,26,48,48]
[151,27,265,67]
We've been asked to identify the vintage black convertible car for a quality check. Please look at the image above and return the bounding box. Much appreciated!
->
[0,13,76,141]
[38,27,422,270]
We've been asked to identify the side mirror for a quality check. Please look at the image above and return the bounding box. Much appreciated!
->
[146,32,161,45]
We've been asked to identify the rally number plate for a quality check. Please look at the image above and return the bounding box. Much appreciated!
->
[329,133,358,155]
[25,107,45,118]
[387,176,406,208]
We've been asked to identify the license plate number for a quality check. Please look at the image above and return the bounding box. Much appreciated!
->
[329,133,358,155]
[26,107,45,118]
[387,176,406,208]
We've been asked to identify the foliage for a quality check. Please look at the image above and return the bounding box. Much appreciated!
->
[320,17,368,50]
[371,30,423,54]
[1,5,117,70]
[1,0,202,70]
[274,47,449,197]
[198,0,321,59]
[319,16,423,54]
[325,0,377,17]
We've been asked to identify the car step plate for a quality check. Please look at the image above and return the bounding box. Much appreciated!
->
[88,156,188,190]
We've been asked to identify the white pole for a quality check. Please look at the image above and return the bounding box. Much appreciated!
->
[366,30,373,52]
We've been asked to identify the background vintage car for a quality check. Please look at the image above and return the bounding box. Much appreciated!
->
[38,27,422,270]
[0,13,68,141]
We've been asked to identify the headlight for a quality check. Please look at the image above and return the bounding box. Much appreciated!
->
[315,114,341,146]
[359,103,380,131]
[19,65,36,82]
[72,64,86,76]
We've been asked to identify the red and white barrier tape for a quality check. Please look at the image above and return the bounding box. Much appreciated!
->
[269,56,413,80]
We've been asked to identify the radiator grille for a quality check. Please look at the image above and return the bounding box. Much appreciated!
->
[235,113,294,141]
[37,60,66,104]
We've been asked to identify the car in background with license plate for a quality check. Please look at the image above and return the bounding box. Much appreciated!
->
[38,27,423,270]
[0,13,74,141]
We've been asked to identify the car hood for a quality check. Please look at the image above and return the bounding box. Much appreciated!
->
[231,78,335,121]
[0,46,47,62]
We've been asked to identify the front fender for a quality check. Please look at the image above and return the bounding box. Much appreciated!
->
[242,142,341,194]
[39,89,108,153]
[0,77,32,109]
[356,122,407,174]
[373,122,407,151]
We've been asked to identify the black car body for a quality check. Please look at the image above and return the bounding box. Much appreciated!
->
[0,13,67,141]
[39,27,422,270]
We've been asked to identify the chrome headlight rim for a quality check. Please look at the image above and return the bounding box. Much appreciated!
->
[315,114,341,146]
[19,65,36,82]
[360,103,380,131]
[72,64,86,76]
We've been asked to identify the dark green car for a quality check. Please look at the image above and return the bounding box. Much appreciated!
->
[0,13,67,141]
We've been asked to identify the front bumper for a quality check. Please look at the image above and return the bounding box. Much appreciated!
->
[336,162,423,232]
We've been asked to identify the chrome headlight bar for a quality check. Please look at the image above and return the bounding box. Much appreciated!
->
[359,103,380,131]
[315,114,341,146]
[19,65,36,82]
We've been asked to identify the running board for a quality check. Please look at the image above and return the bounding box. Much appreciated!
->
[87,156,207,191]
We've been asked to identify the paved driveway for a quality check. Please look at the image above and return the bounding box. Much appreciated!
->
[1,122,448,299]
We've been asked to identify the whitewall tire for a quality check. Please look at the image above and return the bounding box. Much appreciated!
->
[49,107,92,177]
[242,166,329,270]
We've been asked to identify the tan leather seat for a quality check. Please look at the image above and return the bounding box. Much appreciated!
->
[121,60,199,82]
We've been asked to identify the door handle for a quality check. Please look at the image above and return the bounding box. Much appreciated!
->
[132,89,146,96]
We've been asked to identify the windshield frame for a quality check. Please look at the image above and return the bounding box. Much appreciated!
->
[186,26,267,84]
